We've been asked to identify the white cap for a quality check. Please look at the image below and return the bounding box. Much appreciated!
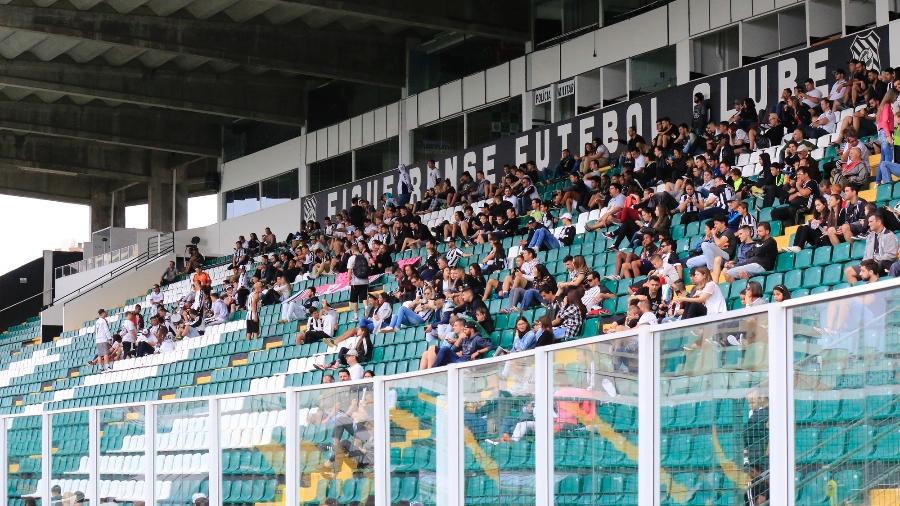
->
[561,212,573,221]
[192,493,207,503]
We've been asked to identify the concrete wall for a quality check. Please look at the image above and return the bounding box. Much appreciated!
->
[176,198,301,257]
[54,258,135,304]
[62,252,175,332]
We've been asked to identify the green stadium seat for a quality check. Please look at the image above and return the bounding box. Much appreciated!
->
[831,242,851,263]
[784,270,802,290]
[812,246,831,266]
[794,249,813,269]
[775,252,795,272]
[802,266,823,288]
[876,182,894,202]
[850,240,866,259]
[822,264,843,285]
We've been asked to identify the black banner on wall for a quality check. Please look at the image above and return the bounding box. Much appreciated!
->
[302,27,889,223]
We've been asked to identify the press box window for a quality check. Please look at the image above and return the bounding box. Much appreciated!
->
[224,183,260,219]
[261,170,299,209]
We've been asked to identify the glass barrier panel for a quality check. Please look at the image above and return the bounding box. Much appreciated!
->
[297,383,375,505]
[551,337,639,505]
[50,411,89,504]
[460,355,536,505]
[155,401,209,505]
[385,371,449,506]
[99,406,146,504]
[658,313,770,505]
[7,415,43,505]
[792,286,900,504]
[220,394,286,505]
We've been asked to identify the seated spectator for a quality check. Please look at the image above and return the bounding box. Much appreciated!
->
[160,261,177,285]
[555,255,589,296]
[556,213,577,246]
[204,292,230,326]
[502,264,557,313]
[317,326,372,370]
[743,281,766,307]
[295,306,336,345]
[497,316,545,354]
[612,232,657,279]
[381,286,437,332]
[832,146,869,189]
[724,223,777,281]
[145,284,164,311]
[846,212,899,283]
[678,267,727,320]
[550,287,587,341]
[581,271,614,316]
[686,215,735,275]
[430,321,494,368]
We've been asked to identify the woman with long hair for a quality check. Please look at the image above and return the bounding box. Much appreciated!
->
[877,88,898,164]
[551,287,587,341]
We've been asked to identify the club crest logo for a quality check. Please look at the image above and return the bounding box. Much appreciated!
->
[851,30,881,71]
[303,196,318,222]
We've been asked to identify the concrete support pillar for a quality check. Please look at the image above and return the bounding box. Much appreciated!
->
[89,182,124,233]
[148,154,188,232]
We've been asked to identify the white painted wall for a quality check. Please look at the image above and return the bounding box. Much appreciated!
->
[175,198,302,257]
[61,253,175,332]
[220,137,304,193]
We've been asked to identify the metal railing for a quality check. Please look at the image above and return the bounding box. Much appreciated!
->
[54,243,139,280]
[51,233,174,306]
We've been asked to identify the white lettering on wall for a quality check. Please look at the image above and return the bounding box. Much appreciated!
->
[327,191,338,218]
[409,166,422,201]
[602,110,619,154]
[579,117,595,154]
[719,77,736,121]
[515,135,529,166]
[808,48,829,96]
[482,145,496,183]
[444,156,459,185]
[778,58,798,97]
[749,66,768,112]
[557,123,573,151]
[626,102,643,136]
[535,129,551,169]
[463,151,478,177]
[382,175,394,199]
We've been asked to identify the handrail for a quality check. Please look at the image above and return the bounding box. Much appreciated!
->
[54,243,140,280]
[52,233,175,306]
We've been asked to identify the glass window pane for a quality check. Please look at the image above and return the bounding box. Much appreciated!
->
[7,415,42,505]
[413,116,464,165]
[221,394,286,505]
[224,184,260,219]
[792,287,900,503]
[461,356,536,505]
[658,313,770,505]
[51,412,89,504]
[355,138,399,181]
[297,384,375,505]
[386,372,449,506]
[552,338,639,505]
[155,401,209,505]
[261,170,299,209]
[100,406,146,504]
[467,97,522,147]
[309,154,352,193]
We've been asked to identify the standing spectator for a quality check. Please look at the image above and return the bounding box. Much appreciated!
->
[246,281,262,339]
[845,212,899,283]
[93,309,112,372]
[396,164,413,207]
[347,243,370,322]
[877,89,898,165]
[119,310,137,359]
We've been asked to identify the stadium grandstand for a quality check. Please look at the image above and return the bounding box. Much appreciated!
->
[3,1,900,506]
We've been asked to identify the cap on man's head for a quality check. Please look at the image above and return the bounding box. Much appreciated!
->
[560,212,573,221]
[464,321,478,330]
[192,493,208,503]
[797,144,810,152]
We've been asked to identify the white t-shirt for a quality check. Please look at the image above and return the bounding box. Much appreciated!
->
[94,317,111,344]
[819,111,837,133]
[829,79,848,101]
[120,319,136,344]
[702,281,728,314]
[146,291,163,307]
[801,88,823,108]
[348,363,365,381]
[637,311,658,326]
